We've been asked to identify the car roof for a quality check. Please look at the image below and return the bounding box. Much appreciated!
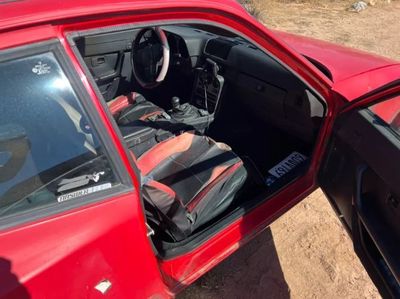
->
[0,0,243,32]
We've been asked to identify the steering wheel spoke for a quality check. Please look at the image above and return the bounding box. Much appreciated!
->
[155,58,163,74]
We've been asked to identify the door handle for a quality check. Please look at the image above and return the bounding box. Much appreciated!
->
[91,56,105,67]
[354,164,368,210]
[96,57,105,64]
[94,51,124,84]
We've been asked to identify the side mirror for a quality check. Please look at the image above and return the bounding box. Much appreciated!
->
[0,124,30,183]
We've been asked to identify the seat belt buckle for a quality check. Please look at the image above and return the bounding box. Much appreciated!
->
[146,223,155,237]
[161,111,171,120]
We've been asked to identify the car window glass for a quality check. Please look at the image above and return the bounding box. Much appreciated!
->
[0,51,118,218]
[369,95,400,136]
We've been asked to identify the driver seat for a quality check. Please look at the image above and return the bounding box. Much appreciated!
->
[136,132,248,241]
[108,92,165,125]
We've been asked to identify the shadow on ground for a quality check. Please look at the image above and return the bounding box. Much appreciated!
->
[178,228,289,299]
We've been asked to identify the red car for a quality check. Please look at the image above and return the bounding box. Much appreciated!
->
[0,0,399,298]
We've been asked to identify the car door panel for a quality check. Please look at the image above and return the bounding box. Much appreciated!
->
[0,40,169,299]
[83,52,124,100]
[319,107,400,298]
[76,30,137,101]
[0,192,168,299]
[84,53,120,81]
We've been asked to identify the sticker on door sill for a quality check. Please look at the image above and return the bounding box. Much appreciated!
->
[265,151,308,186]
[57,182,112,203]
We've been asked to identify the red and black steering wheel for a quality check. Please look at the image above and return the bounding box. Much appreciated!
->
[131,27,170,89]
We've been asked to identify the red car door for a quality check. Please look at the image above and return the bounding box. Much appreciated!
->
[0,41,167,298]
[319,81,400,298]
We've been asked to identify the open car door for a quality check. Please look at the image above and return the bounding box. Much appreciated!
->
[319,81,400,298]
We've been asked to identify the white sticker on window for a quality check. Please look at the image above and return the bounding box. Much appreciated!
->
[57,182,112,203]
[32,61,51,75]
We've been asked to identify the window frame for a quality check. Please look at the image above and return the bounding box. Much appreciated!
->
[0,39,134,231]
[368,97,400,138]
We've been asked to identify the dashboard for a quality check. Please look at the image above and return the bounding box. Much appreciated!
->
[75,24,324,142]
[163,26,324,141]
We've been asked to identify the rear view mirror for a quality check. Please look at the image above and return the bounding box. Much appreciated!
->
[0,124,30,182]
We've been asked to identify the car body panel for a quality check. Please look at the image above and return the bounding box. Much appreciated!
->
[0,27,167,298]
[0,1,398,298]
[275,30,399,84]
[0,192,169,298]
[0,0,244,31]
[58,10,337,294]
[332,65,400,102]
[275,31,400,103]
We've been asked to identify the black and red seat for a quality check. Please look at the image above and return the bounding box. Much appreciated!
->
[108,92,164,124]
[110,93,247,240]
[135,132,248,241]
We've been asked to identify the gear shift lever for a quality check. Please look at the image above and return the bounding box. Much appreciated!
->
[171,96,181,111]
[169,96,198,120]
[168,95,212,132]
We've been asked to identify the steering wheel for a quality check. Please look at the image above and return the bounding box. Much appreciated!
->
[131,27,170,89]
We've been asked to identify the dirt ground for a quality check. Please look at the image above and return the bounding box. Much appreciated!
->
[179,1,400,298]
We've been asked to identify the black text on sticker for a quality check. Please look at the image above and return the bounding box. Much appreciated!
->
[57,183,112,203]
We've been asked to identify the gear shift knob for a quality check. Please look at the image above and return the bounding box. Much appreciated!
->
[171,96,181,110]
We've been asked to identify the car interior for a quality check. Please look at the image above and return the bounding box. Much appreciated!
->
[71,23,326,256]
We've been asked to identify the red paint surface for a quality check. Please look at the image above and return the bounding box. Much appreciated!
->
[0,0,398,298]
[332,65,400,102]
[275,31,400,106]
[275,30,399,84]
[341,84,400,115]
[0,192,169,298]
[0,0,243,31]
[371,96,400,124]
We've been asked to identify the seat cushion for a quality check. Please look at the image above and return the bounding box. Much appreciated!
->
[137,132,247,241]
[108,92,164,125]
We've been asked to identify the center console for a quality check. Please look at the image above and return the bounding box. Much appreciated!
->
[166,97,213,132]
[121,59,224,156]
[166,58,224,132]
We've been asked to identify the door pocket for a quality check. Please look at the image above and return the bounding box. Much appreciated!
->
[353,165,400,295]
